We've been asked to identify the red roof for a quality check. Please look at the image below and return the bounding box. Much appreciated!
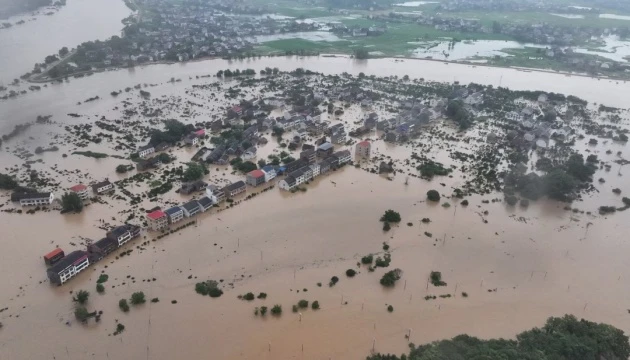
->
[357,141,370,147]
[194,129,205,136]
[44,248,64,260]
[248,169,265,178]
[70,184,87,192]
[232,105,242,112]
[147,210,166,220]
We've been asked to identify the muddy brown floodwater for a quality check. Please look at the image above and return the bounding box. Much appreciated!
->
[1,11,630,357]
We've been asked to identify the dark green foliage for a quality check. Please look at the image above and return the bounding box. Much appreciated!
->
[380,210,401,223]
[375,253,391,268]
[380,269,402,287]
[74,290,89,304]
[460,200,469,206]
[505,195,518,206]
[97,274,109,283]
[382,242,390,251]
[427,190,440,202]
[544,169,577,201]
[235,161,257,173]
[96,283,105,294]
[387,305,394,312]
[417,161,452,179]
[62,192,83,213]
[535,157,554,172]
[329,276,339,287]
[292,304,298,313]
[114,323,125,335]
[0,173,18,190]
[354,48,369,59]
[271,304,282,315]
[367,315,630,360]
[119,299,130,312]
[148,182,173,197]
[462,292,468,298]
[183,162,205,182]
[157,153,174,164]
[150,119,194,145]
[242,292,255,301]
[430,271,447,286]
[260,306,268,316]
[565,154,596,182]
[257,292,267,299]
[312,301,320,310]
[151,298,159,303]
[361,254,374,264]
[298,300,309,308]
[346,269,357,277]
[130,292,146,305]
[196,280,222,297]
[74,306,89,322]
[116,164,131,173]
[383,222,391,231]
[446,100,472,129]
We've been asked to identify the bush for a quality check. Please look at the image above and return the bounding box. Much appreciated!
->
[271,304,282,315]
[361,254,374,264]
[380,269,402,287]
[196,280,222,297]
[151,298,159,303]
[505,195,518,206]
[329,276,339,287]
[74,290,89,304]
[292,304,299,313]
[97,274,109,283]
[257,292,267,299]
[119,299,130,312]
[430,271,447,286]
[312,301,320,310]
[460,200,469,206]
[115,323,125,335]
[62,192,83,213]
[387,305,394,312]
[130,292,146,305]
[421,218,431,223]
[96,283,105,294]
[298,300,309,308]
[382,222,391,231]
[427,190,440,202]
[380,210,401,223]
[209,288,223,298]
[243,292,255,301]
[382,242,390,251]
[260,306,268,316]
[462,292,468,298]
[374,253,391,268]
[346,269,357,277]
[74,306,89,322]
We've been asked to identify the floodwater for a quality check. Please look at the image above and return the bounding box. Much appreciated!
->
[2,0,630,359]
[574,36,630,63]
[254,31,342,43]
[550,13,585,19]
[394,1,439,6]
[410,39,543,61]
[0,0,132,84]
[600,14,630,20]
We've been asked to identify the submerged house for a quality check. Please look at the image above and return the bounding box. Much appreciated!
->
[47,250,90,285]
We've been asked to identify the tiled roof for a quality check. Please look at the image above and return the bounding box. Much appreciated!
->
[70,184,87,192]
[48,251,88,273]
[44,248,64,260]
[147,210,166,220]
[248,169,265,178]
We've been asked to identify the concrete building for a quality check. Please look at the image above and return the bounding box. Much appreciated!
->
[262,165,277,182]
[92,180,114,195]
[165,206,184,224]
[246,169,266,187]
[43,248,65,266]
[47,250,90,285]
[223,181,246,197]
[147,210,168,231]
[70,184,89,200]
[182,200,201,217]
[13,192,54,206]
[355,141,371,158]
[137,144,155,158]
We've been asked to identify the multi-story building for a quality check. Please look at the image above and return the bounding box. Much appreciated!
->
[165,206,184,224]
[13,192,54,206]
[70,184,89,200]
[92,180,114,195]
[223,181,246,198]
[147,210,168,231]
[355,141,371,158]
[47,250,90,285]
[246,169,266,187]
[137,144,155,158]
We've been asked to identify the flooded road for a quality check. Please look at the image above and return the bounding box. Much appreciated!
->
[1,0,630,359]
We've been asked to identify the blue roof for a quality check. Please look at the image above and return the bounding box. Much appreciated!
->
[262,165,275,172]
[165,206,182,215]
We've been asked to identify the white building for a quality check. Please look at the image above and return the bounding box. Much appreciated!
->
[16,192,54,206]
[138,144,155,158]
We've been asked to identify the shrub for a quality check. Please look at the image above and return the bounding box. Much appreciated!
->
[329,276,339,287]
[298,300,309,308]
[257,292,267,299]
[427,190,441,202]
[421,218,431,223]
[115,323,125,334]
[387,305,394,312]
[74,306,89,322]
[208,288,223,298]
[374,253,391,268]
[74,290,89,304]
[380,210,401,223]
[243,292,255,301]
[96,283,105,294]
[505,195,518,206]
[462,292,468,298]
[271,305,282,315]
[382,222,391,231]
[361,254,374,264]
[382,242,390,251]
[195,282,209,295]
[151,298,159,303]
[196,280,222,297]
[130,292,146,305]
[430,271,447,286]
[520,199,530,207]
[260,306,268,316]
[292,304,298,313]
[97,274,109,283]
[255,307,260,315]
[380,269,402,287]
[460,200,469,206]
[312,301,320,310]
[346,269,357,277]
[119,299,130,312]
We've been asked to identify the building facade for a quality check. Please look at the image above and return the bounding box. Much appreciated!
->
[70,184,89,200]
[92,180,114,195]
[47,251,90,285]
[147,210,168,231]
[355,141,371,158]
[246,170,266,187]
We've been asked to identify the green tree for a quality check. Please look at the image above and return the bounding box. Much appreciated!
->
[119,299,130,312]
[96,283,105,293]
[74,290,89,304]
[427,190,441,202]
[380,210,401,223]
[130,292,146,305]
[61,192,83,213]
[183,162,205,181]
[59,46,69,57]
[544,169,577,201]
[380,269,402,287]
[74,306,89,322]
[354,48,369,59]
[0,173,18,190]
[311,301,320,310]
[116,164,130,173]
[271,304,282,315]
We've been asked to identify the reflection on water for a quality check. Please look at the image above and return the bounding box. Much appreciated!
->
[410,39,543,60]
[600,13,630,20]
[550,13,585,19]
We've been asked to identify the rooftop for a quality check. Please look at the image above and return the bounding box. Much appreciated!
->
[147,210,166,220]
[182,200,200,211]
[70,184,87,192]
[225,181,246,191]
[357,140,370,147]
[248,169,265,178]
[318,142,333,151]
[165,206,182,216]
[48,250,88,274]
[197,196,213,207]
[44,248,64,260]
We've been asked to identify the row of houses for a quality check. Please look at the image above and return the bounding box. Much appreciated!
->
[44,224,141,285]
[11,179,115,207]
[145,180,247,231]
[278,150,352,191]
